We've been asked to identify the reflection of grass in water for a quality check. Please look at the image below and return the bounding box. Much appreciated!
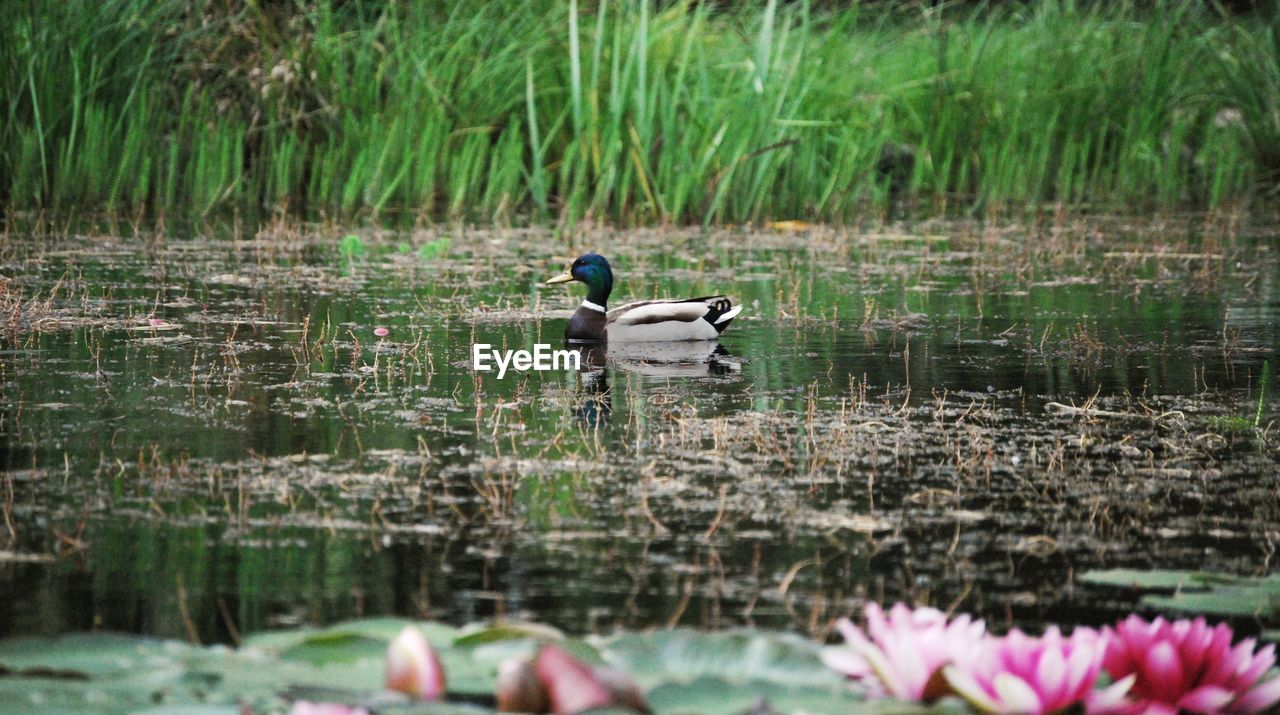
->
[3,2,1279,220]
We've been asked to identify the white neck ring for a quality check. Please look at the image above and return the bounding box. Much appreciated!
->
[581,300,606,313]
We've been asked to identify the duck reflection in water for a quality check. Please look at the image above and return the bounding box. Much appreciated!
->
[563,341,741,428]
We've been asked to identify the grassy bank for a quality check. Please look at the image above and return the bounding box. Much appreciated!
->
[2,1,1278,224]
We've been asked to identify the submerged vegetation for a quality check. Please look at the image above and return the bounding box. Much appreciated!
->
[2,0,1279,223]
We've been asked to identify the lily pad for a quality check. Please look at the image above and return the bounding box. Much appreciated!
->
[1080,569,1280,619]
[595,628,840,690]
[453,622,565,648]
[0,620,899,714]
[1144,588,1280,619]
[1079,569,1246,590]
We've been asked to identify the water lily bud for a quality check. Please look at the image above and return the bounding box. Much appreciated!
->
[385,625,446,701]
[534,645,612,714]
[496,657,550,713]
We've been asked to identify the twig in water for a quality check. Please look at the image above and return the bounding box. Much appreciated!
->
[1045,402,1184,420]
[176,573,200,645]
[703,484,729,539]
[2,474,15,543]
[217,596,242,646]
[639,487,668,535]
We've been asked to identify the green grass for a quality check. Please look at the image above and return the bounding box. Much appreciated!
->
[2,0,1278,224]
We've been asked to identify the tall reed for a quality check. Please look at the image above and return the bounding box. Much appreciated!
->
[2,0,1275,223]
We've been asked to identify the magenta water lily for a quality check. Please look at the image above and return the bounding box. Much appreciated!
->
[825,603,1280,714]
[1100,615,1280,714]
[943,626,1130,714]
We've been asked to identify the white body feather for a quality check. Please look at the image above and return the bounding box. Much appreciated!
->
[604,298,740,342]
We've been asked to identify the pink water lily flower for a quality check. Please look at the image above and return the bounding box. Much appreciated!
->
[943,625,1131,714]
[385,625,446,701]
[1100,615,1280,714]
[821,602,986,700]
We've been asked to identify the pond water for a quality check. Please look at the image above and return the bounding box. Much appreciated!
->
[1,217,1277,645]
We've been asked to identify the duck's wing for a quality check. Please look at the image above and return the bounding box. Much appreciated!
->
[606,296,726,323]
[606,296,741,342]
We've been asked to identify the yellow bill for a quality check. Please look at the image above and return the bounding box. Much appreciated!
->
[544,271,575,285]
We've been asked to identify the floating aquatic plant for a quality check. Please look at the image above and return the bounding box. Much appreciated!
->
[943,626,1128,715]
[825,603,1280,715]
[1100,615,1280,714]
[820,602,985,701]
[384,625,446,701]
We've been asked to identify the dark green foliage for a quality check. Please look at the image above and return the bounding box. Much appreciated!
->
[2,1,1277,222]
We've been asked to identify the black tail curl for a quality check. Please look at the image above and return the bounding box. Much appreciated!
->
[703,297,737,333]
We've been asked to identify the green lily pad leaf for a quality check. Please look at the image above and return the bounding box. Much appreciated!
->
[339,234,366,257]
[1078,569,1240,590]
[280,632,386,666]
[0,633,188,678]
[453,622,565,648]
[645,674,961,714]
[1082,569,1280,620]
[1143,588,1280,618]
[0,634,242,714]
[646,675,845,714]
[595,628,841,690]
[244,618,457,655]
[0,622,903,714]
[417,238,451,260]
[130,707,243,715]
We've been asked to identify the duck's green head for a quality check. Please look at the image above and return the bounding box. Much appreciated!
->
[545,253,613,305]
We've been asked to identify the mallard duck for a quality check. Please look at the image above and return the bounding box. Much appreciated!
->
[544,253,742,343]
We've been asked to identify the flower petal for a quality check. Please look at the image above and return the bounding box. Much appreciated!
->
[1034,642,1068,706]
[1234,642,1276,689]
[1176,685,1235,714]
[853,636,910,697]
[992,672,1043,714]
[1141,641,1184,697]
[1233,673,1280,713]
[496,658,550,714]
[1063,634,1102,697]
[1085,673,1134,714]
[534,645,612,715]
[820,646,872,679]
[944,664,1004,714]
